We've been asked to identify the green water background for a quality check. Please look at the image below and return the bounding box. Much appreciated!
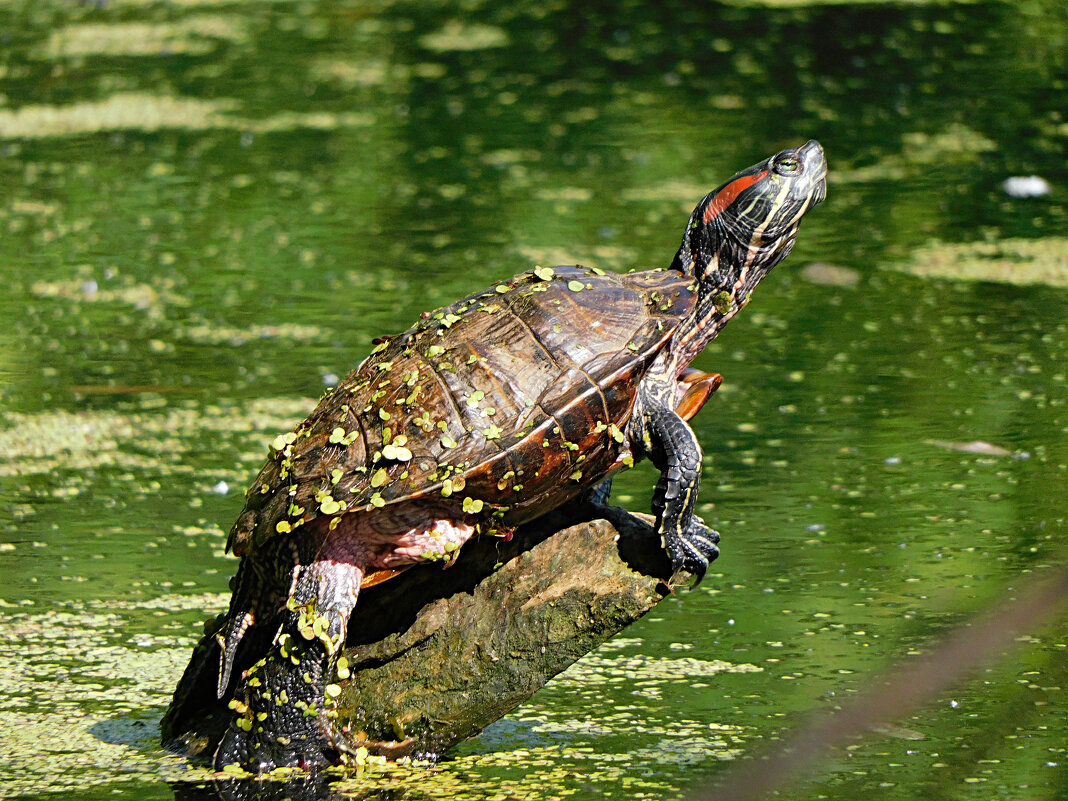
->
[0,0,1066,798]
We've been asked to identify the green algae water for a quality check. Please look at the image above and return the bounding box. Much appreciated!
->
[1,1,1066,799]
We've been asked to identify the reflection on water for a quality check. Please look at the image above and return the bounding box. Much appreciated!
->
[0,0,1065,799]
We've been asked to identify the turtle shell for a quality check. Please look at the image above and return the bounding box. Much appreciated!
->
[227,265,697,557]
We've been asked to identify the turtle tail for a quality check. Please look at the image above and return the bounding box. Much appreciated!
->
[215,560,261,698]
[161,558,267,755]
[163,555,286,756]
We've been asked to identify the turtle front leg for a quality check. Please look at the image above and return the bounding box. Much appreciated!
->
[215,558,361,772]
[639,404,720,582]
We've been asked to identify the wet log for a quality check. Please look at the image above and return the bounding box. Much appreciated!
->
[337,507,677,757]
[164,506,679,761]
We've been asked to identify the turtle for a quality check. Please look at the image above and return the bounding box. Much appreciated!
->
[165,139,827,772]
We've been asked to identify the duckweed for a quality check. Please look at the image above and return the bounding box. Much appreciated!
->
[890,236,1068,287]
[4,2,1068,800]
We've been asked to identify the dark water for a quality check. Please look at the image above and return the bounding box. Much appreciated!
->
[1,1,1066,799]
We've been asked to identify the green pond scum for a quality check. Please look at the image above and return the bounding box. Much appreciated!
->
[1,0,1066,798]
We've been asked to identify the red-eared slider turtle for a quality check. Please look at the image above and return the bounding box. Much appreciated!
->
[169,140,826,771]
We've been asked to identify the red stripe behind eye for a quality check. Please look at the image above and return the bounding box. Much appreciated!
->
[702,170,769,224]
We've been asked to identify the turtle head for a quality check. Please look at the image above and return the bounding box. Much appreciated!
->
[672,140,827,304]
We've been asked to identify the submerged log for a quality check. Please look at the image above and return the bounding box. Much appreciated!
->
[164,507,679,761]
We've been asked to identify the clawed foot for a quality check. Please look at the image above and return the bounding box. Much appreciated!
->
[215,713,335,774]
[663,516,720,584]
[214,636,338,773]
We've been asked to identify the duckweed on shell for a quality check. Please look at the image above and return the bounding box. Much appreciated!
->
[381,443,413,461]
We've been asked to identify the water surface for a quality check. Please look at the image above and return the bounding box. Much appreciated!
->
[1,1,1066,799]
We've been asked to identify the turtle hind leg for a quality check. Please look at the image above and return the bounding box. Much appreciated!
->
[215,558,363,772]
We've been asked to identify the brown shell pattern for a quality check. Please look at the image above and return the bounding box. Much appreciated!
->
[227,265,697,556]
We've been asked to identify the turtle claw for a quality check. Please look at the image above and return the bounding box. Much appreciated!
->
[213,618,340,773]
[214,683,336,774]
[665,518,720,586]
[215,725,336,775]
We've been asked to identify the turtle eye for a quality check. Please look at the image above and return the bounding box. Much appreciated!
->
[774,156,802,175]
